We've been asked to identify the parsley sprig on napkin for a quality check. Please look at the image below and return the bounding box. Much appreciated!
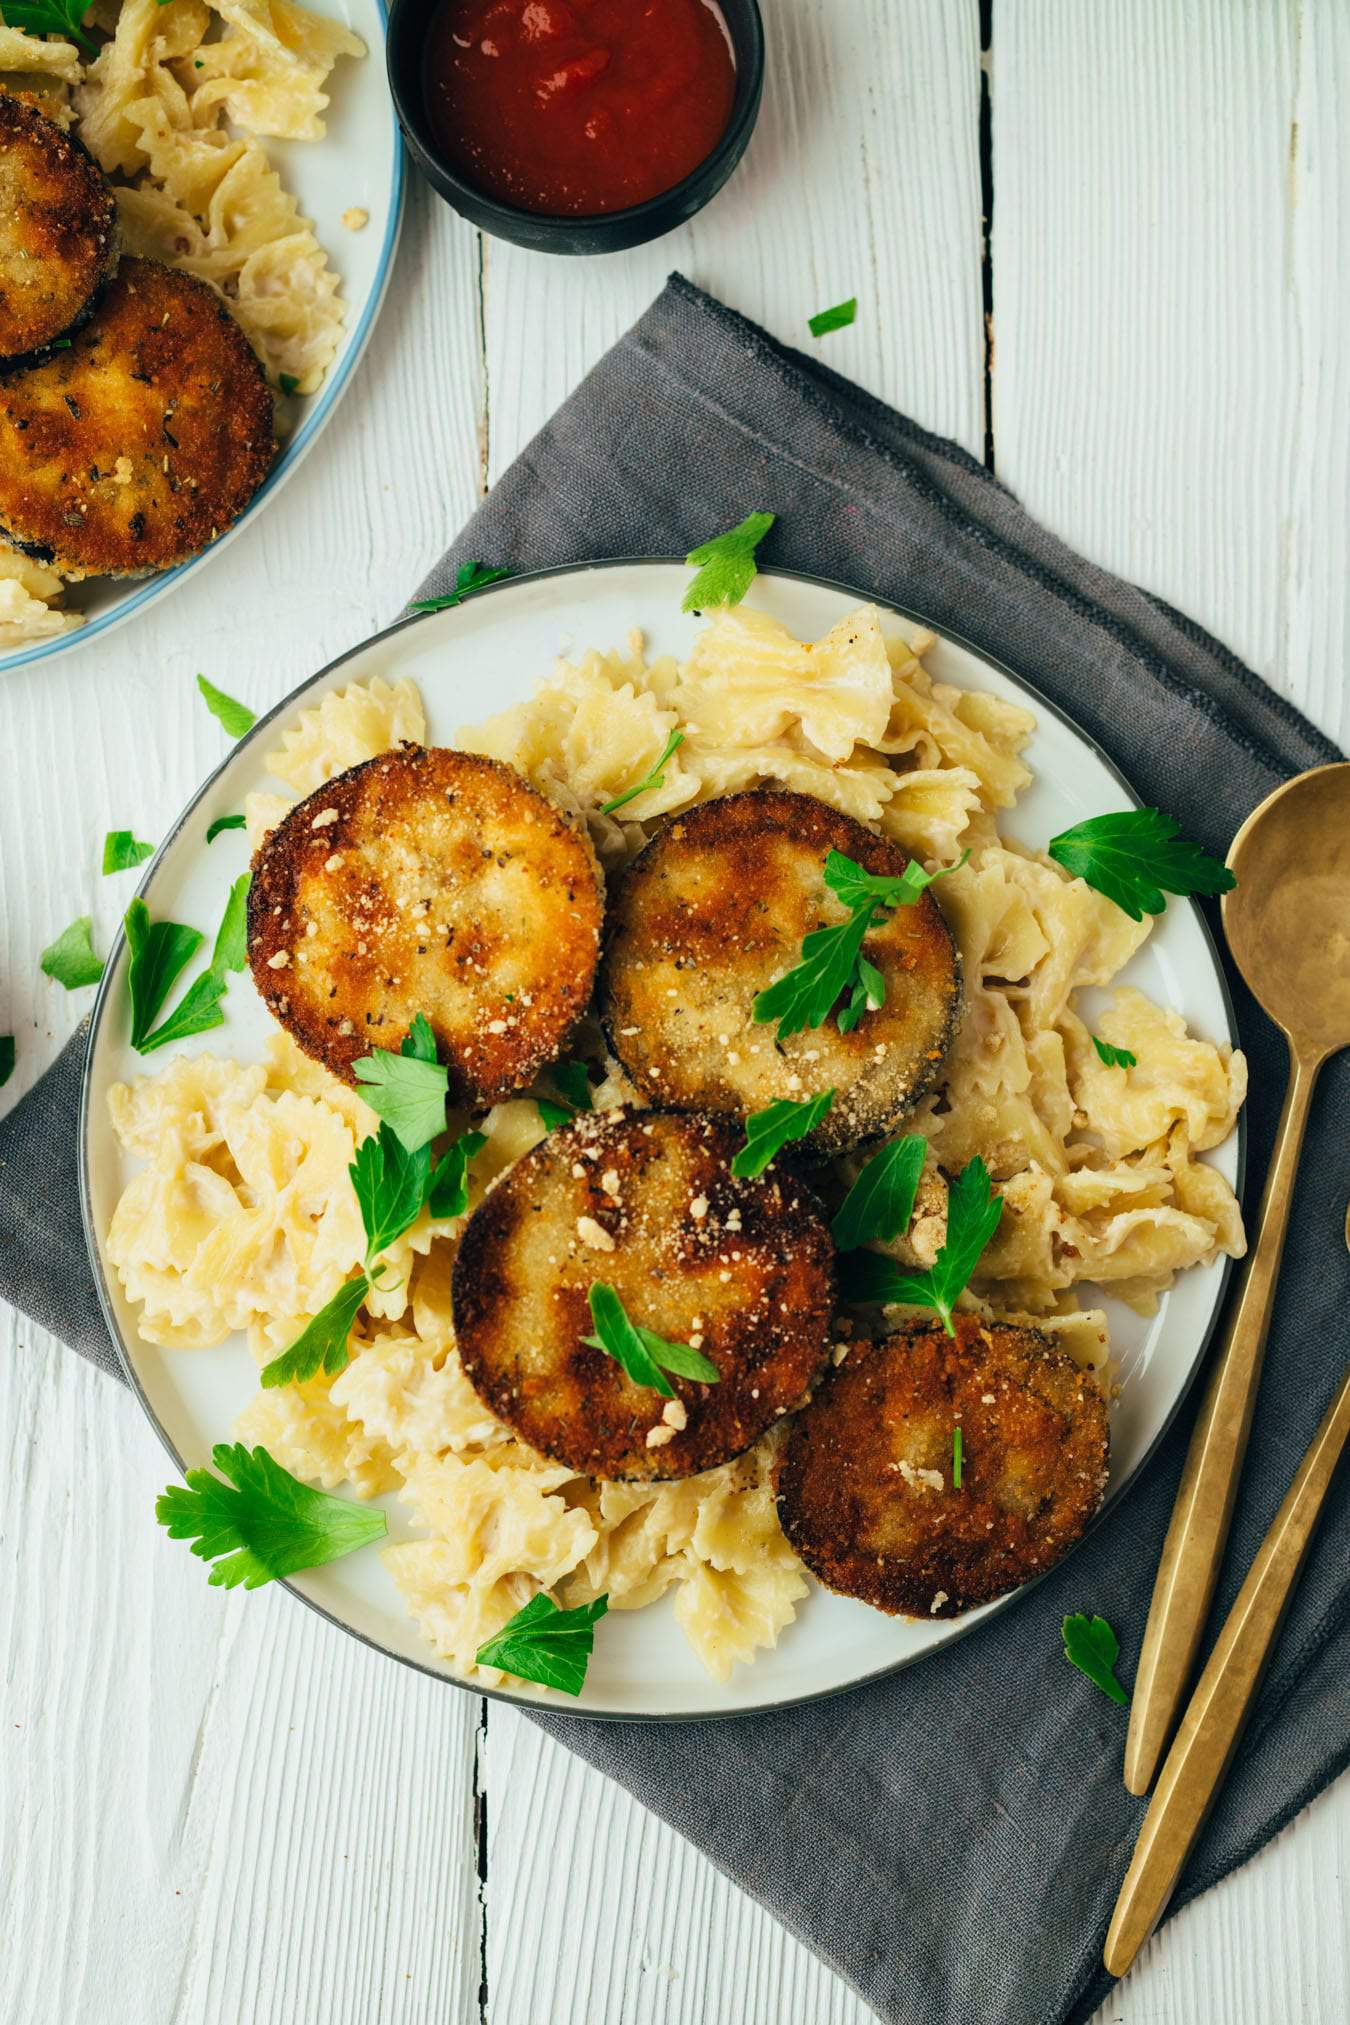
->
[1061,1613,1130,1705]
[682,512,775,612]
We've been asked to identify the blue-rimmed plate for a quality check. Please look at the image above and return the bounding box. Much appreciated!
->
[0,0,404,680]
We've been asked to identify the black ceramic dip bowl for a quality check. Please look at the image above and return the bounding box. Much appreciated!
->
[387,0,765,255]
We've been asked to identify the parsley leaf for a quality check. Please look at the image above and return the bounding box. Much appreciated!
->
[475,1592,609,1697]
[353,1017,449,1151]
[1047,809,1235,921]
[278,372,300,397]
[732,1089,835,1179]
[0,0,96,52]
[823,846,968,913]
[600,729,685,816]
[427,1129,487,1220]
[351,1122,430,1265]
[583,1283,719,1396]
[831,1133,927,1250]
[155,1441,386,1586]
[809,297,858,338]
[839,1156,1003,1335]
[260,1274,372,1389]
[0,1035,13,1088]
[102,830,154,875]
[755,849,965,1042]
[1062,1613,1130,1705]
[753,905,875,1041]
[411,561,514,615]
[952,1426,963,1489]
[536,1058,594,1132]
[196,674,256,739]
[1092,1035,1138,1069]
[125,901,203,1045]
[682,511,775,613]
[137,875,250,1053]
[206,813,246,843]
[41,915,104,990]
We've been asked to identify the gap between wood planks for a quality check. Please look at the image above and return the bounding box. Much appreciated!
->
[980,0,996,474]
[462,14,998,2012]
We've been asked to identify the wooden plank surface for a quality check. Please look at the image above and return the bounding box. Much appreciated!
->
[3,2,1348,2021]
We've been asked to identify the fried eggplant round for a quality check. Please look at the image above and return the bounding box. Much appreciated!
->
[599,791,962,1156]
[776,1314,1109,1617]
[0,96,117,364]
[452,1109,835,1480]
[247,745,605,1103]
[0,257,274,576]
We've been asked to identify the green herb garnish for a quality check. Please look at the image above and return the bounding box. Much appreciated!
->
[952,1426,963,1490]
[196,673,256,739]
[475,1592,609,1696]
[681,511,775,613]
[40,915,104,990]
[1091,1035,1138,1069]
[278,372,300,396]
[0,1036,14,1088]
[135,875,250,1053]
[536,1058,594,1132]
[840,1156,1003,1336]
[124,900,201,1044]
[353,1013,449,1152]
[350,1122,430,1268]
[411,561,514,614]
[0,0,96,52]
[260,1273,374,1390]
[206,813,246,843]
[1062,1613,1130,1706]
[732,1089,834,1179]
[155,1442,386,1587]
[830,1133,927,1250]
[427,1129,487,1220]
[753,848,966,1042]
[102,830,154,875]
[1047,810,1235,921]
[600,729,684,817]
[583,1282,720,1398]
[808,297,857,338]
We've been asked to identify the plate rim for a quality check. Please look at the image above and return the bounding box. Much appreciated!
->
[78,557,1246,1722]
[0,0,407,681]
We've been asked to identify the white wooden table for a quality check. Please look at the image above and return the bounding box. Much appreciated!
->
[3,4,1348,2020]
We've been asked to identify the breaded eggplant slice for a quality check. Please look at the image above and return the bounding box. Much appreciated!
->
[247,745,604,1102]
[599,791,962,1156]
[0,96,117,364]
[776,1315,1109,1617]
[0,257,274,576]
[453,1109,835,1480]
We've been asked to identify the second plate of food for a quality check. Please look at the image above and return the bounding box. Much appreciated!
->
[80,562,1247,1718]
[0,0,403,676]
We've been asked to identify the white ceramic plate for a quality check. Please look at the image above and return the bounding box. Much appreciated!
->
[0,0,404,680]
[80,563,1243,1719]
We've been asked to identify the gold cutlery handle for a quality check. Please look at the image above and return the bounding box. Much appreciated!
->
[1105,1354,1350,1977]
[1124,1047,1321,1795]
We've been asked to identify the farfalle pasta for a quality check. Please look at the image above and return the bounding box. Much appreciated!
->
[105,603,1247,1686]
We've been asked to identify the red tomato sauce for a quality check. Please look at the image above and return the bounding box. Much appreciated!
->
[423,0,737,217]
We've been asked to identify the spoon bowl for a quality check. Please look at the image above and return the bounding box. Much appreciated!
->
[1224,763,1350,1056]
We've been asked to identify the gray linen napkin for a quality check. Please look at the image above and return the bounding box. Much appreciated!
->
[4,275,1347,2025]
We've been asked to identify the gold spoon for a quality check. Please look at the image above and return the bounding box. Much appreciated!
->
[1104,1204,1350,1976]
[1124,761,1350,1796]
